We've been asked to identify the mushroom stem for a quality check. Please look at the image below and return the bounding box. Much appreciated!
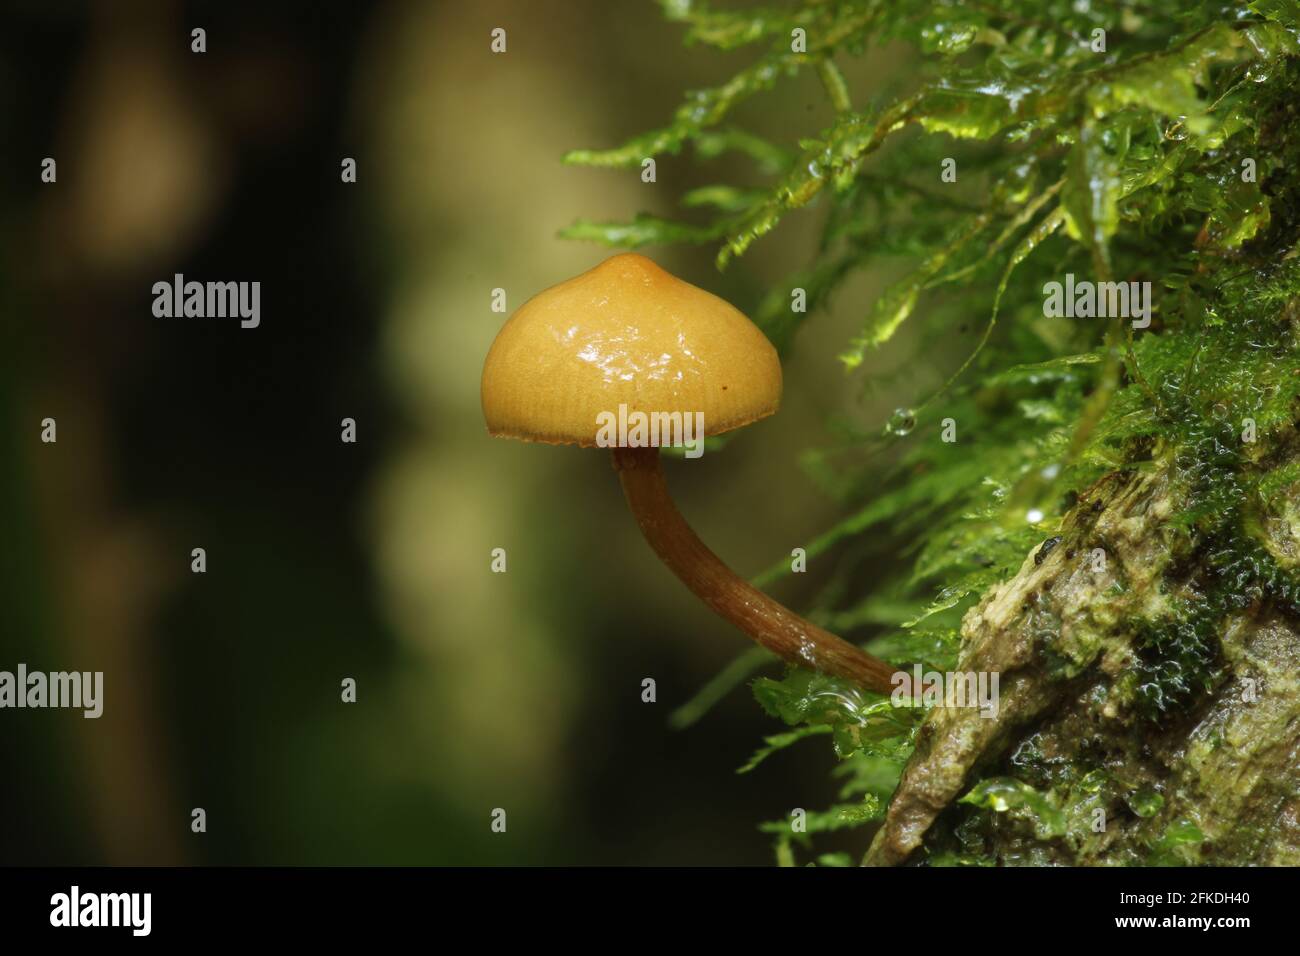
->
[612,445,900,694]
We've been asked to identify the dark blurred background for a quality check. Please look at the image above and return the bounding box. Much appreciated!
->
[0,0,915,865]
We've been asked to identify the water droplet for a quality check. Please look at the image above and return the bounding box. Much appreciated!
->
[1127,787,1164,818]
[796,637,818,666]
[885,407,916,437]
[1041,463,1061,480]
[1026,508,1045,524]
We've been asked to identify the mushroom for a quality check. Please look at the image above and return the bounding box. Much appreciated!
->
[481,253,900,694]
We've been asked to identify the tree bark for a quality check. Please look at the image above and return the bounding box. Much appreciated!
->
[866,447,1300,866]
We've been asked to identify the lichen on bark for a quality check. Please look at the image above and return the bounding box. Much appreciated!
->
[868,442,1300,865]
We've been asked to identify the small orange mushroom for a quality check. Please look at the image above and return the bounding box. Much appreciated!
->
[481,253,901,694]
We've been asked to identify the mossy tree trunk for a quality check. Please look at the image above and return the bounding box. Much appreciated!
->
[868,424,1300,866]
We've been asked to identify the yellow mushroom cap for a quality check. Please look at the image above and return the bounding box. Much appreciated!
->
[481,253,782,447]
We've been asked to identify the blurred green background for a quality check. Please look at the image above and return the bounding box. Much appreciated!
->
[0,0,930,865]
